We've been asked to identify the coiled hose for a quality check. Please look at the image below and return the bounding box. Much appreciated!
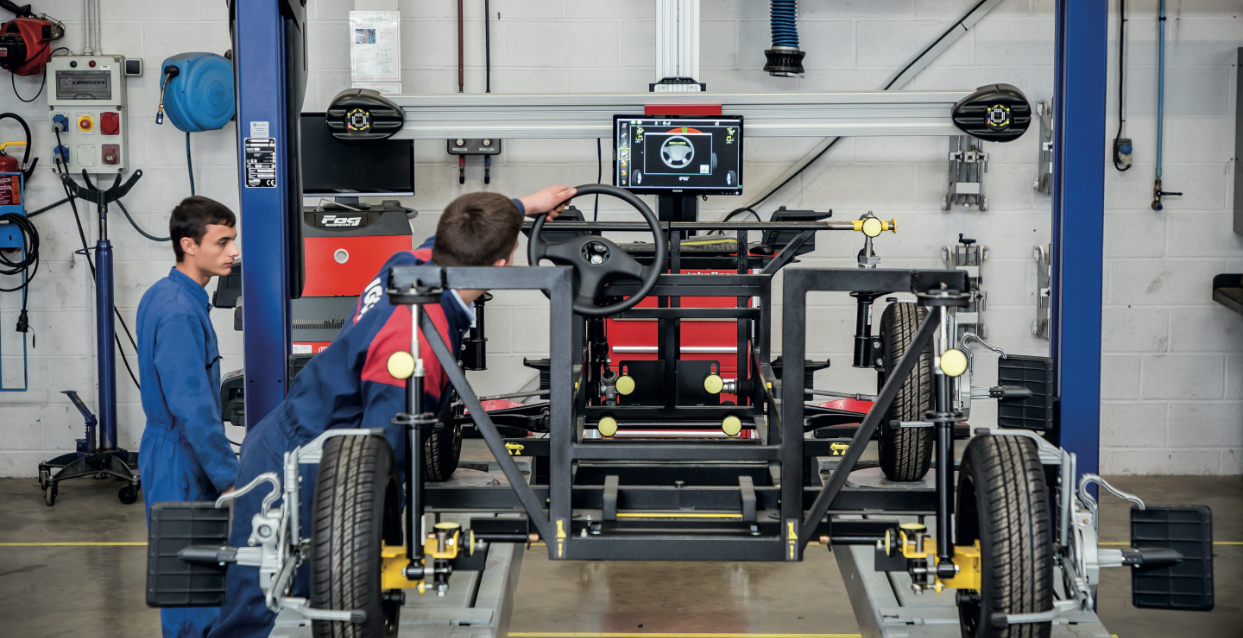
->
[764,0,804,76]
[770,0,799,48]
[0,212,40,335]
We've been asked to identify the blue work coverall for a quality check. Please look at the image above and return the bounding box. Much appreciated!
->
[207,240,474,638]
[137,267,240,638]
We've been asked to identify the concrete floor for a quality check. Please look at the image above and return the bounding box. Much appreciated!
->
[1,462,1238,637]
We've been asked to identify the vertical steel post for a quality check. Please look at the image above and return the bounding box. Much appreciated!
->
[95,214,117,451]
[1051,1,1107,478]
[235,1,292,426]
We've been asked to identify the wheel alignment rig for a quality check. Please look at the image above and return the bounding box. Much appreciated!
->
[602,212,897,416]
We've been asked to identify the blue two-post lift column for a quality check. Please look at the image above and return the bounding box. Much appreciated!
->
[1051,1,1108,480]
[233,1,307,426]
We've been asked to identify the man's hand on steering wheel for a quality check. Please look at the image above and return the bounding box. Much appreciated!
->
[528,184,667,317]
[519,185,577,220]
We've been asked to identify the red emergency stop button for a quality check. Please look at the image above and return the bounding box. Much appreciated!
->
[77,115,94,132]
[101,112,119,135]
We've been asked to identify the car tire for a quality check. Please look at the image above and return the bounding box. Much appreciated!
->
[877,302,934,481]
[310,434,404,638]
[954,434,1053,638]
[424,388,463,482]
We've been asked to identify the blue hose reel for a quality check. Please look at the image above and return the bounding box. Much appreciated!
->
[158,52,235,132]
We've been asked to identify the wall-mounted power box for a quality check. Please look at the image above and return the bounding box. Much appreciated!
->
[45,55,129,174]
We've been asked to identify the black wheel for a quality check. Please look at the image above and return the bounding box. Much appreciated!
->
[310,434,404,638]
[877,302,934,481]
[954,435,1053,638]
[425,388,463,482]
[118,484,138,505]
[44,484,56,506]
[38,469,48,490]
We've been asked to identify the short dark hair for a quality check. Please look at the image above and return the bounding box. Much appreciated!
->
[432,192,522,267]
[171,196,236,261]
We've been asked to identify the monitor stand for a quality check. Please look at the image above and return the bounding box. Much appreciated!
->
[322,196,370,211]
[657,194,697,223]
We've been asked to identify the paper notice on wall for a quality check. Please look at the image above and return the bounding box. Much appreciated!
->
[349,11,401,94]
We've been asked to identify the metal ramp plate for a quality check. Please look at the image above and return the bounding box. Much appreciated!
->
[272,460,530,638]
[837,543,1111,638]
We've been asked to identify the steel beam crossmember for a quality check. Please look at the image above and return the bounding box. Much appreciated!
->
[386,91,977,139]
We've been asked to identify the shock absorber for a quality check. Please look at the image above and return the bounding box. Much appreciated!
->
[764,0,805,77]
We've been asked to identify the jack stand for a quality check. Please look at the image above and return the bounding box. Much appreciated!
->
[942,136,988,211]
[941,234,987,339]
[38,169,144,507]
[38,390,140,506]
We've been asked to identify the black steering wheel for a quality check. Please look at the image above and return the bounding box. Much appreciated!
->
[528,184,668,317]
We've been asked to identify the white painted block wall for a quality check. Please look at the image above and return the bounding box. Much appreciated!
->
[0,0,1238,477]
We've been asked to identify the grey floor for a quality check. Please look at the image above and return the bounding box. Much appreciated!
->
[1,452,1239,638]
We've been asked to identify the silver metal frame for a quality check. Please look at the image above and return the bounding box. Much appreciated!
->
[655,0,700,86]
[385,91,976,139]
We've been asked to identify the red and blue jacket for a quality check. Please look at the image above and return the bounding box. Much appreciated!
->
[277,237,473,465]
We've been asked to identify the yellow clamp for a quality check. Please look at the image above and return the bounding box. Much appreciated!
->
[852,217,897,238]
[504,442,525,456]
[424,522,463,560]
[893,523,981,592]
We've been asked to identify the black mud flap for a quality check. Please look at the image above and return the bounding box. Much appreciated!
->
[1131,505,1214,611]
[146,502,231,608]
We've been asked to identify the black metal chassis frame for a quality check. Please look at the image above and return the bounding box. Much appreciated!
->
[389,250,967,562]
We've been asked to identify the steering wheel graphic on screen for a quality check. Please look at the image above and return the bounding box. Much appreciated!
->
[660,136,695,169]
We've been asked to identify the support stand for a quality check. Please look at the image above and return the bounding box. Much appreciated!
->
[38,170,144,506]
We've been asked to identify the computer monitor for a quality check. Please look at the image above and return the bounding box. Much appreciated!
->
[300,112,415,198]
[613,115,743,196]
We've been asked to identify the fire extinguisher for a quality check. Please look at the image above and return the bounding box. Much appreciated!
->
[0,112,36,207]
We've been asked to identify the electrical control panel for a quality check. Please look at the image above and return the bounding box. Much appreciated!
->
[45,55,129,174]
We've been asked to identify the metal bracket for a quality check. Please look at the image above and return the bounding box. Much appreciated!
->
[1033,99,1054,194]
[1033,244,1051,339]
[942,136,988,211]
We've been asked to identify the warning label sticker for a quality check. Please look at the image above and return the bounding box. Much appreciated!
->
[244,137,277,188]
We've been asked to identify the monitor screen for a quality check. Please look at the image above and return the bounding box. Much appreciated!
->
[300,113,415,197]
[614,115,743,195]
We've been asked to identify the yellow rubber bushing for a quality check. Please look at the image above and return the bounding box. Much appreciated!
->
[434,521,461,530]
[861,217,884,238]
[703,374,724,394]
[598,416,619,437]
[616,375,636,395]
[939,348,969,378]
[387,351,415,380]
[722,415,742,437]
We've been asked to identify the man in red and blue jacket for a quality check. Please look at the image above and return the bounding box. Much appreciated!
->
[208,186,574,638]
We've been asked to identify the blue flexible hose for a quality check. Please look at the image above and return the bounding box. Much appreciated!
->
[770,0,799,48]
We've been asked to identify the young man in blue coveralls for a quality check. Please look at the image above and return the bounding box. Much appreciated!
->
[137,196,241,638]
[207,185,575,638]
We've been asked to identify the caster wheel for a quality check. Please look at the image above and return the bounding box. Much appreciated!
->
[941,196,950,211]
[978,196,988,212]
[118,484,139,505]
[44,484,57,507]
[38,470,48,490]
